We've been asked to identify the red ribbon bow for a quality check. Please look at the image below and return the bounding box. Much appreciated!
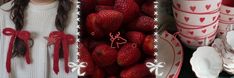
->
[2,28,31,73]
[48,31,75,74]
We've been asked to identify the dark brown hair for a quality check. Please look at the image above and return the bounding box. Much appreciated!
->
[5,0,73,57]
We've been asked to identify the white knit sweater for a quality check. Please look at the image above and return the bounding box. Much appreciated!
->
[0,1,77,78]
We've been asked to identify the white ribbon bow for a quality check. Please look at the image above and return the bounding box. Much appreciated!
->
[68,60,87,76]
[146,59,165,76]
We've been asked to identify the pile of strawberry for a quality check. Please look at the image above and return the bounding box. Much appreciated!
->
[79,0,156,78]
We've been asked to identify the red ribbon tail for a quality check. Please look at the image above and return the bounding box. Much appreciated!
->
[6,36,15,73]
[24,40,31,64]
[62,41,69,73]
[53,41,60,74]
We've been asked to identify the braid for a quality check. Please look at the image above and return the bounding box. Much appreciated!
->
[10,0,30,57]
[55,0,72,31]
[55,0,72,58]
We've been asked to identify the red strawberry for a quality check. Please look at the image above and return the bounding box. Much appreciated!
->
[92,44,118,67]
[86,10,123,39]
[97,0,115,6]
[126,31,145,46]
[120,64,151,78]
[128,16,156,32]
[114,0,140,23]
[79,43,95,76]
[92,66,105,78]
[96,5,113,11]
[103,64,121,76]
[86,13,105,39]
[81,38,106,52]
[142,0,154,17]
[143,35,155,56]
[81,0,96,14]
[117,43,141,66]
[97,10,123,32]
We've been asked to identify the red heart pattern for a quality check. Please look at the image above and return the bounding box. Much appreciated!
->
[177,50,182,55]
[226,10,231,14]
[187,40,191,44]
[165,33,169,38]
[213,16,216,21]
[206,5,211,10]
[184,17,189,22]
[198,41,203,45]
[188,31,194,35]
[213,25,216,29]
[202,29,207,33]
[229,18,233,21]
[200,18,205,23]
[175,61,180,66]
[217,2,221,7]
[175,12,178,17]
[169,74,175,78]
[176,3,181,8]
[175,43,180,47]
[190,6,196,12]
[220,32,224,35]
[171,37,175,41]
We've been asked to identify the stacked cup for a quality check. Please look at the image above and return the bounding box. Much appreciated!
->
[172,0,222,49]
[217,0,234,38]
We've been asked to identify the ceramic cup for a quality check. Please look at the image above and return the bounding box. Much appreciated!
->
[217,30,228,38]
[219,13,234,22]
[220,0,234,15]
[173,7,220,26]
[173,0,222,13]
[218,21,234,31]
[178,30,217,49]
[176,20,218,38]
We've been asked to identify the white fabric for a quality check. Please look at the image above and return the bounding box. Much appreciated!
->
[0,1,77,78]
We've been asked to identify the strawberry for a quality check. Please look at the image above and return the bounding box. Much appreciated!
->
[143,35,155,56]
[81,0,96,14]
[86,13,105,39]
[117,43,141,66]
[96,5,113,11]
[114,0,140,23]
[92,66,105,78]
[79,43,95,76]
[126,31,145,46]
[86,10,123,39]
[120,64,151,78]
[103,63,121,76]
[92,44,118,67]
[81,38,106,52]
[127,16,156,32]
[97,0,115,6]
[142,0,154,17]
[97,10,123,32]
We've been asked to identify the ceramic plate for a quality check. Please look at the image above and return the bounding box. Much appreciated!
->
[157,31,183,78]
[190,46,223,78]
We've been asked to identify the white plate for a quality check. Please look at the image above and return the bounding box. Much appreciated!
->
[157,31,183,78]
[190,46,223,78]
